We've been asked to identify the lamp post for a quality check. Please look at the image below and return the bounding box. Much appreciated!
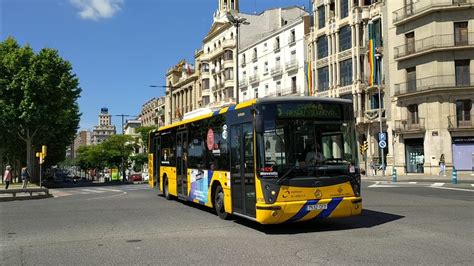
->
[375,53,385,177]
[225,12,249,105]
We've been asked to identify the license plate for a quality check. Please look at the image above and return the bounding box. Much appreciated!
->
[306,204,328,211]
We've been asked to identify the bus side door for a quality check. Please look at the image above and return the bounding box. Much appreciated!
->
[176,131,188,198]
[230,123,256,218]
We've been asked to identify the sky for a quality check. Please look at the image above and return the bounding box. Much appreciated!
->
[1,0,311,131]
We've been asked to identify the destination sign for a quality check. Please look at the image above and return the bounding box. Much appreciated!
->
[277,103,342,120]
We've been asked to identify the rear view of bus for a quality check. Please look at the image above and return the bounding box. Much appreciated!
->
[254,98,361,224]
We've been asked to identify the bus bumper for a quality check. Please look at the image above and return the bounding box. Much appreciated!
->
[255,197,362,224]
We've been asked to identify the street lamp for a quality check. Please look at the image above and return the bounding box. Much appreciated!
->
[225,12,249,105]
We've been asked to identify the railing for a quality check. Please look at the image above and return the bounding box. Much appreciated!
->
[271,65,282,76]
[394,118,426,133]
[393,0,474,23]
[288,36,296,46]
[394,33,474,59]
[281,86,300,95]
[448,115,474,129]
[394,74,474,96]
[285,60,299,72]
[274,43,280,52]
[249,74,259,84]
[239,79,247,88]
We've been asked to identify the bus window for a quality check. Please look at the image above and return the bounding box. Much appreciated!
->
[188,121,205,169]
[161,131,175,166]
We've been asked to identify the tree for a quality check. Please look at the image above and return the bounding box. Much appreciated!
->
[135,125,155,153]
[0,37,81,181]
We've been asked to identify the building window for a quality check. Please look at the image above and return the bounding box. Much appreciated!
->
[454,21,468,46]
[291,76,297,93]
[274,37,280,51]
[455,60,470,86]
[317,35,328,59]
[224,50,233,61]
[408,104,419,124]
[224,68,233,81]
[289,30,296,44]
[373,18,383,47]
[339,25,351,51]
[265,84,269,95]
[405,32,415,55]
[340,0,349,18]
[255,88,259,98]
[317,66,329,91]
[371,92,384,109]
[456,100,472,122]
[318,6,325,29]
[406,67,416,92]
[252,48,257,61]
[264,61,269,74]
[202,79,210,90]
[339,59,353,86]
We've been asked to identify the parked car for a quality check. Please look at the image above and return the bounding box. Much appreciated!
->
[130,174,142,182]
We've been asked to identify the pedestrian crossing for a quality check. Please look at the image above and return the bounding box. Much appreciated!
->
[367,181,474,192]
[51,185,149,198]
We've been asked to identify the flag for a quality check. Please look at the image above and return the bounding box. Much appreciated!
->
[368,22,377,87]
[306,62,313,96]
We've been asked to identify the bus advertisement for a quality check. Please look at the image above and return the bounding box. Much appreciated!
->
[148,97,362,224]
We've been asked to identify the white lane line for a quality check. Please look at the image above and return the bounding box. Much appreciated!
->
[408,182,417,184]
[431,186,474,193]
[430,183,445,187]
[471,184,474,187]
[95,187,122,192]
[80,189,104,193]
[87,191,127,200]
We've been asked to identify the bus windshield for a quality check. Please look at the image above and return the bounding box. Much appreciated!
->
[257,102,358,180]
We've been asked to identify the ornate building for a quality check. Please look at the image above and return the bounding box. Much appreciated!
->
[91,108,116,145]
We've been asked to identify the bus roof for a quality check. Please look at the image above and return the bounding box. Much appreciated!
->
[157,96,352,132]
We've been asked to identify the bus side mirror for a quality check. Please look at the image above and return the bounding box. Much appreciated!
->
[255,114,264,134]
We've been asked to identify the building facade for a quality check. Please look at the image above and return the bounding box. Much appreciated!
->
[239,9,310,101]
[72,130,91,158]
[388,0,474,174]
[307,0,389,172]
[140,97,160,127]
[91,108,116,145]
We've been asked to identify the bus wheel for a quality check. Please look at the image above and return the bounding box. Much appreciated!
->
[214,185,229,220]
[163,177,171,200]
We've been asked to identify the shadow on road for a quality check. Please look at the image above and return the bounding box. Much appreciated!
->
[234,209,405,234]
[43,181,145,189]
[0,194,54,202]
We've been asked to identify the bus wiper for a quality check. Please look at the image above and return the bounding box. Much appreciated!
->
[276,165,296,184]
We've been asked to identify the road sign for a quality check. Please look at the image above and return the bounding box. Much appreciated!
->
[378,132,387,142]
[379,140,387,149]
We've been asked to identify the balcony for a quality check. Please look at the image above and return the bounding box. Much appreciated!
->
[222,39,235,50]
[288,36,296,46]
[281,86,300,96]
[448,115,474,131]
[208,97,236,108]
[394,33,474,60]
[239,79,247,88]
[271,65,283,76]
[285,60,298,72]
[394,118,426,134]
[393,0,474,25]
[249,74,259,85]
[394,75,474,96]
[274,43,280,52]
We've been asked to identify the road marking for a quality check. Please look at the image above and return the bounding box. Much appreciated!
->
[431,186,474,193]
[471,184,474,187]
[87,191,127,200]
[430,183,445,187]
[80,189,103,193]
[408,182,417,184]
[95,187,122,192]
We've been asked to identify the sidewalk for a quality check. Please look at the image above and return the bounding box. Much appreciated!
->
[362,171,474,182]
[0,182,50,201]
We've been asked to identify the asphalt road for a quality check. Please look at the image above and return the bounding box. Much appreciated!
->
[1,182,473,265]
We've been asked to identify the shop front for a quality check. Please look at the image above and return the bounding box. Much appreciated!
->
[405,138,424,173]
[452,137,474,171]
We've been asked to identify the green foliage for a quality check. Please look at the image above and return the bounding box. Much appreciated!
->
[130,152,148,171]
[75,135,136,171]
[0,37,81,170]
[135,126,155,152]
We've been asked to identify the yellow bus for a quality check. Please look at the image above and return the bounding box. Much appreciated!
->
[148,97,362,224]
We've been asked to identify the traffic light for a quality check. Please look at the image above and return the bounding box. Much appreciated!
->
[360,140,368,155]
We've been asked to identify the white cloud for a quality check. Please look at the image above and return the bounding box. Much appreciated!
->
[71,0,124,20]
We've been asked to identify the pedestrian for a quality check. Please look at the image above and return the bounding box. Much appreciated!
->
[21,166,30,189]
[439,154,446,176]
[3,165,12,189]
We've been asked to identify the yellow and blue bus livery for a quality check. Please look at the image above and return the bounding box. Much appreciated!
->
[149,97,362,224]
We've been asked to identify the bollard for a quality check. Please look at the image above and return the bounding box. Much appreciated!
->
[451,167,457,184]
[392,168,397,182]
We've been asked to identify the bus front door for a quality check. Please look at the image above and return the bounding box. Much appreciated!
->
[177,131,188,198]
[230,123,256,218]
